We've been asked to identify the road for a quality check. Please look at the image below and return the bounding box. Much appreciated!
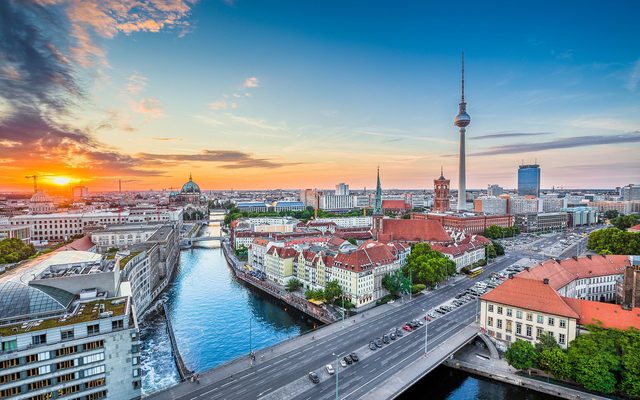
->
[150,253,520,400]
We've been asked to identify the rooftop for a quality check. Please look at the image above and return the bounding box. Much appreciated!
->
[481,277,580,319]
[0,297,128,336]
[563,297,640,331]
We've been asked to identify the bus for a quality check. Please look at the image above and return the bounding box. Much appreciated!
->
[468,266,484,278]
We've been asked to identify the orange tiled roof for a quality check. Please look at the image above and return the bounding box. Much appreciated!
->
[563,298,640,330]
[332,245,396,273]
[481,277,580,319]
[382,200,410,210]
[378,219,451,243]
[517,255,629,290]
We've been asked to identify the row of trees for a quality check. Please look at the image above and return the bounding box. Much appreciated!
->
[610,214,639,231]
[483,225,520,240]
[0,238,36,265]
[303,280,343,303]
[505,327,640,398]
[587,227,640,255]
[224,206,368,225]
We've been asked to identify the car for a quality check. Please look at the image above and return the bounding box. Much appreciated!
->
[388,300,395,304]
[455,293,464,299]
[403,325,412,332]
[340,359,347,368]
[383,334,390,344]
[350,352,359,362]
[435,308,445,314]
[325,364,335,375]
[390,332,396,340]
[376,338,383,347]
[369,341,377,350]
[396,328,404,337]
[309,372,320,383]
[418,320,424,326]
[343,355,353,365]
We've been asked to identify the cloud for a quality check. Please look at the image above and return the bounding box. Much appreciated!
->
[152,137,181,141]
[471,132,553,140]
[133,97,164,119]
[468,131,640,156]
[209,100,229,110]
[243,76,259,88]
[139,150,298,169]
[127,72,148,94]
[626,59,640,92]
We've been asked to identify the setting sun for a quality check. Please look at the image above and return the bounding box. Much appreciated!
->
[51,176,72,185]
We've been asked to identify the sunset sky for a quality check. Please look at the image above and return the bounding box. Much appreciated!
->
[1,0,639,193]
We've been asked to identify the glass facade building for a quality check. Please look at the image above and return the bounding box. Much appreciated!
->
[518,164,541,197]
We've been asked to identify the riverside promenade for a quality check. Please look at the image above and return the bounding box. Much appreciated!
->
[221,240,336,324]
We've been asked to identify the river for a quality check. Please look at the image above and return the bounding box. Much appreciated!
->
[140,215,557,399]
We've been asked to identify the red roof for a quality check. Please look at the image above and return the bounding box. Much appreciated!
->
[333,245,396,273]
[55,235,95,252]
[481,277,580,319]
[377,219,451,243]
[629,224,640,232]
[563,298,640,330]
[266,246,298,259]
[382,200,410,210]
[517,255,629,290]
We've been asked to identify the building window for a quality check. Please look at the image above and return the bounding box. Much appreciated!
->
[516,323,522,335]
[32,334,47,345]
[58,372,77,383]
[58,384,80,396]
[537,327,543,338]
[505,335,511,342]
[559,333,566,345]
[526,325,532,337]
[112,319,124,330]
[506,308,512,317]
[56,347,77,357]
[61,329,74,341]
[497,319,503,329]
[84,365,106,377]
[86,378,105,389]
[0,372,20,384]
[516,310,523,319]
[56,360,76,370]
[548,317,555,326]
[0,358,19,369]
[526,313,533,322]
[29,378,51,390]
[83,353,105,364]
[84,340,104,350]
[537,315,543,324]
[497,306,503,315]
[487,317,493,327]
[496,332,502,339]
[1,340,17,351]
[559,319,566,328]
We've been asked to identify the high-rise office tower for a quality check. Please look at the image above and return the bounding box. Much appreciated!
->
[335,183,350,196]
[518,164,541,197]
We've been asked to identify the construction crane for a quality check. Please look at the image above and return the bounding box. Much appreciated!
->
[24,174,53,193]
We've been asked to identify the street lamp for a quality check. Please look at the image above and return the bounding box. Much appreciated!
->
[332,352,343,400]
[422,308,428,356]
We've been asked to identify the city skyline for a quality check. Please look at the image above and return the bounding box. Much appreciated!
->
[1,1,639,193]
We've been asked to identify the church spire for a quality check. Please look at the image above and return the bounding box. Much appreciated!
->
[189,171,192,181]
[373,166,382,215]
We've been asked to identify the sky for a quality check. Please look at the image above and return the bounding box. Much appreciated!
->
[0,0,639,193]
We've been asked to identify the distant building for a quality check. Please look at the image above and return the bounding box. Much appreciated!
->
[433,168,450,213]
[171,173,209,221]
[508,196,539,215]
[514,212,568,233]
[417,213,513,235]
[72,186,89,199]
[372,217,451,244]
[29,191,55,214]
[540,196,567,212]
[518,164,540,197]
[335,183,350,196]
[274,201,305,212]
[487,184,504,197]
[381,200,410,214]
[299,189,319,209]
[473,196,507,215]
[0,225,30,243]
[618,257,640,309]
[318,194,355,211]
[236,201,269,213]
[588,200,640,215]
[561,206,598,228]
[620,183,640,201]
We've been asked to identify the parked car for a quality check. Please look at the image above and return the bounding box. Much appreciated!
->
[383,334,390,344]
[403,325,412,332]
[325,364,335,375]
[344,355,353,365]
[390,332,396,340]
[369,341,377,350]
[340,359,347,367]
[396,328,404,337]
[309,372,320,383]
[350,352,359,362]
[376,338,383,347]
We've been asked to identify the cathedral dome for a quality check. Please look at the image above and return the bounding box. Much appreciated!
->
[181,174,201,193]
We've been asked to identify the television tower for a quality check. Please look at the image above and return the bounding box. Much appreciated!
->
[454,52,470,211]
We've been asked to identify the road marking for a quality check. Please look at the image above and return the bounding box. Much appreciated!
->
[197,388,217,397]
[220,381,234,388]
[257,387,273,397]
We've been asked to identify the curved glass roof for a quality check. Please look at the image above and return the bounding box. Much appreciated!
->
[0,282,74,320]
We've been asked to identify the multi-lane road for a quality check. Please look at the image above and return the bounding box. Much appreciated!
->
[150,253,521,400]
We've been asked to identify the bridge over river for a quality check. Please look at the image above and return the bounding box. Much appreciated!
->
[148,253,519,400]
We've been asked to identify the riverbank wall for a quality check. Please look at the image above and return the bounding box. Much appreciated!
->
[221,240,335,325]
[444,357,610,400]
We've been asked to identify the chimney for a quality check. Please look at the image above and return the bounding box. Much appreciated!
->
[509,273,514,279]
[524,266,530,272]
[543,278,549,285]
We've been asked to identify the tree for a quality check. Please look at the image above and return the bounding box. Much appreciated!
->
[346,237,357,245]
[234,245,248,260]
[411,284,426,294]
[304,289,324,301]
[611,214,639,230]
[587,227,640,255]
[382,270,408,296]
[505,340,538,371]
[620,328,640,398]
[491,240,505,256]
[538,348,571,379]
[567,327,620,395]
[0,238,36,264]
[535,331,560,353]
[404,243,457,288]
[324,280,342,303]
[286,278,302,292]
[603,209,619,220]
[483,225,520,240]
[485,244,497,259]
